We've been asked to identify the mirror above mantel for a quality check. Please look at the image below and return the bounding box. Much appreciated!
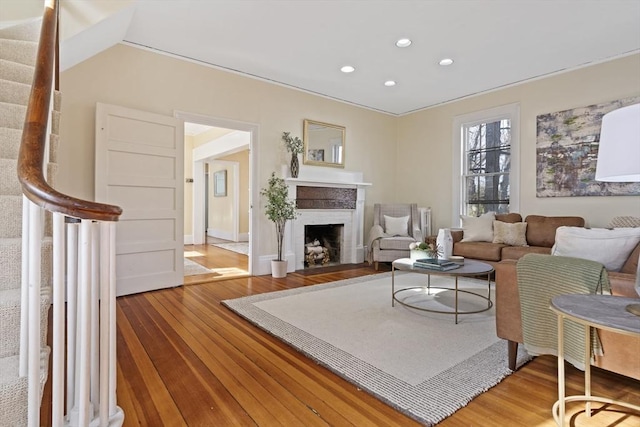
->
[303,119,345,168]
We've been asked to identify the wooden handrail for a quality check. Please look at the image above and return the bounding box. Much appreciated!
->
[17,0,122,222]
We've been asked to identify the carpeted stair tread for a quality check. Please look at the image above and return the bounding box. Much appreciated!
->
[0,59,34,85]
[0,287,51,359]
[0,128,21,160]
[53,90,61,112]
[51,109,60,135]
[47,162,58,190]
[0,348,50,427]
[49,133,59,163]
[0,39,37,67]
[0,238,53,292]
[0,195,22,239]
[0,101,27,130]
[0,79,31,106]
[0,159,20,196]
[0,18,41,42]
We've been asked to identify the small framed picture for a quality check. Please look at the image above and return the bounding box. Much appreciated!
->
[213,170,227,197]
[308,149,325,162]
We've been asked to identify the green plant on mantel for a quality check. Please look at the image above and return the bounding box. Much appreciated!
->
[282,131,303,154]
[260,172,298,261]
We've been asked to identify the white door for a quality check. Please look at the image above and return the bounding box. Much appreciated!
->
[95,103,184,296]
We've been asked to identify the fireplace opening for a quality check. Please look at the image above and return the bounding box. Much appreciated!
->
[304,224,343,268]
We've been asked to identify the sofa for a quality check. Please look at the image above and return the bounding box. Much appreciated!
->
[496,244,640,380]
[450,213,585,267]
[449,212,640,380]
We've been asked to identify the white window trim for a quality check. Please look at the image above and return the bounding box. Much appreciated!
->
[452,103,520,227]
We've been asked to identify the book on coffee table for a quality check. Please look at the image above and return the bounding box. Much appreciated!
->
[413,258,461,271]
[414,258,456,266]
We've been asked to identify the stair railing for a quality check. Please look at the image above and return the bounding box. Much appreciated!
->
[17,1,124,426]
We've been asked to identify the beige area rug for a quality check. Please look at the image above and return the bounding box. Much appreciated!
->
[183,258,213,276]
[211,242,249,255]
[223,272,531,426]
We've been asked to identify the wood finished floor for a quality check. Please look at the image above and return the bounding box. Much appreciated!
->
[41,248,639,426]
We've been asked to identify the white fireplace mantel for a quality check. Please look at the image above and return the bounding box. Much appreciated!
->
[283,167,371,272]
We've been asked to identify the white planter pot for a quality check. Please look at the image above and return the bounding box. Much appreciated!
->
[271,260,288,278]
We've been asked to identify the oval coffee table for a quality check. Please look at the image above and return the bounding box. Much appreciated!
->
[391,258,494,324]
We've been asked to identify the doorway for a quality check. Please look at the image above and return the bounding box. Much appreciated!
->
[175,111,259,280]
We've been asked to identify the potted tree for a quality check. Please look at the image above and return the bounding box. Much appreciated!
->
[260,172,297,277]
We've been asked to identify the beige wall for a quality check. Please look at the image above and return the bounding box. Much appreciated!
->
[208,162,233,236]
[192,128,234,148]
[1,1,43,21]
[183,135,194,236]
[207,152,250,239]
[219,150,250,236]
[398,54,640,230]
[59,44,397,258]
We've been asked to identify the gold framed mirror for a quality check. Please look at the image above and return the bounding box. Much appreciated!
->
[303,119,345,168]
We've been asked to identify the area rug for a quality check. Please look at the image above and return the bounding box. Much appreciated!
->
[183,258,213,276]
[222,272,530,426]
[211,242,249,255]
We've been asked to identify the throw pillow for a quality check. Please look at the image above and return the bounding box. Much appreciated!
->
[384,215,409,237]
[460,212,496,242]
[551,226,640,271]
[493,221,528,246]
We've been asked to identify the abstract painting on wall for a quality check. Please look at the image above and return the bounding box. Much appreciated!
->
[536,96,640,197]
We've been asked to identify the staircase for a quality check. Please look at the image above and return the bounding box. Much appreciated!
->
[0,2,123,425]
[0,18,54,427]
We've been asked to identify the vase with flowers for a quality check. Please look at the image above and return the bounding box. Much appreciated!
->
[409,241,442,261]
[282,131,303,178]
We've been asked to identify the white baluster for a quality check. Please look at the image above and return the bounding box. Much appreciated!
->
[27,202,42,427]
[52,213,65,426]
[108,223,120,420]
[66,222,78,414]
[99,222,110,426]
[19,196,30,377]
[78,220,92,426]
[91,221,100,410]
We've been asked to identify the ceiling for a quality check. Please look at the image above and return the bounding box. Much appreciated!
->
[85,1,640,115]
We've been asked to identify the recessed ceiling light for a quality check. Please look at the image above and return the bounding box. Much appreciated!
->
[340,65,355,73]
[396,38,412,48]
[439,58,454,66]
[384,80,396,87]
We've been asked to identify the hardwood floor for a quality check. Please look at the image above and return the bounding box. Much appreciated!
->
[183,241,250,285]
[43,251,640,426]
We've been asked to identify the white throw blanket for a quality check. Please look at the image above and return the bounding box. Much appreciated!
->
[365,224,387,263]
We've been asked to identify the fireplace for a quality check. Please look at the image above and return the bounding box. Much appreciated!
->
[304,224,344,267]
[284,167,370,271]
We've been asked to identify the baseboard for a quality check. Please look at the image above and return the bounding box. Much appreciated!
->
[184,235,194,245]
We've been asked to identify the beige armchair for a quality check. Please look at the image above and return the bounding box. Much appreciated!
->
[367,203,423,270]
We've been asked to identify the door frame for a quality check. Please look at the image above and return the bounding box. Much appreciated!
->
[174,110,258,276]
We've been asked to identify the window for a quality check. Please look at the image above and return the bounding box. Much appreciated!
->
[452,104,519,225]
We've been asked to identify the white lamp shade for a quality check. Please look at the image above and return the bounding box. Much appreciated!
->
[595,103,640,182]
